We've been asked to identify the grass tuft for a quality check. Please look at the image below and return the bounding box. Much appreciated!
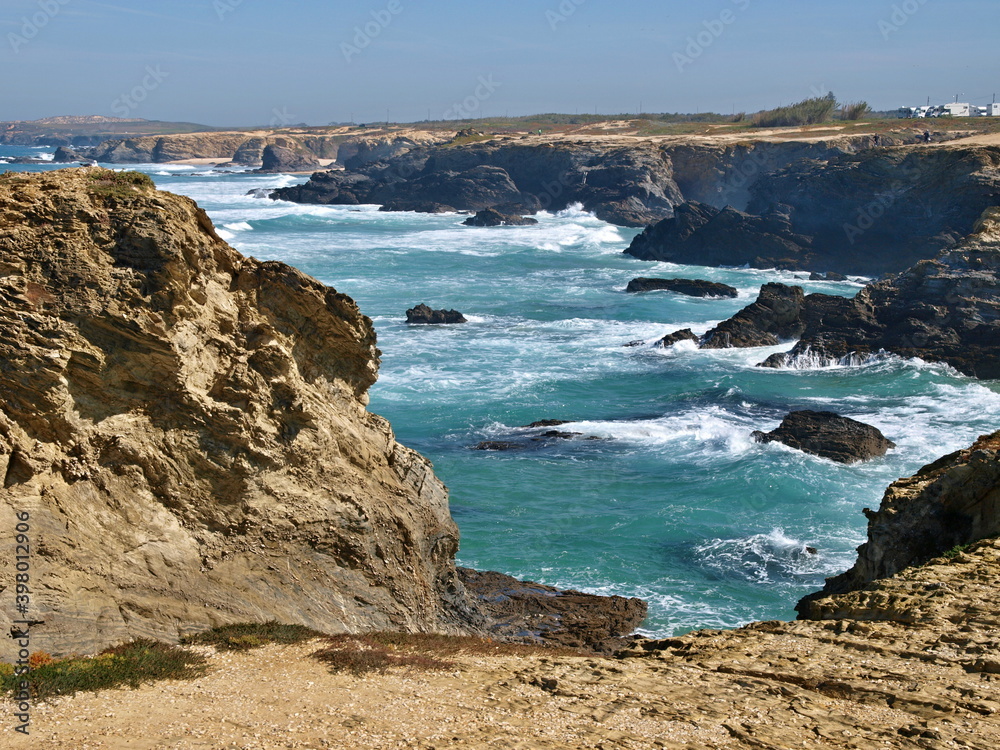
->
[86,169,155,198]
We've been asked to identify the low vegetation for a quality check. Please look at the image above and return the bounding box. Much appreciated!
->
[752,94,838,128]
[181,621,324,651]
[841,101,871,121]
[0,640,207,701]
[86,169,155,198]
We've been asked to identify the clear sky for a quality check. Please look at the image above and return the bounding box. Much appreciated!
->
[1,0,997,126]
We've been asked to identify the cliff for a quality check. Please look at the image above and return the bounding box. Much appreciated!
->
[85,131,343,165]
[10,434,1000,748]
[0,168,479,658]
[626,145,1000,275]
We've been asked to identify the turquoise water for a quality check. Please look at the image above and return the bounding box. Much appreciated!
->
[6,151,1000,635]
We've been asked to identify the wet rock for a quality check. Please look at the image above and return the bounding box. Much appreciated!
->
[752,410,895,464]
[654,329,699,348]
[463,208,538,227]
[473,441,524,451]
[458,568,647,653]
[625,277,738,297]
[700,283,808,348]
[406,304,467,324]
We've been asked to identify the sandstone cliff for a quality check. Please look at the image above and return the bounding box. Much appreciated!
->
[0,168,479,658]
[86,132,342,165]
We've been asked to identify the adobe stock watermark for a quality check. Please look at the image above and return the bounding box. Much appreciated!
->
[111,66,169,118]
[213,0,244,21]
[842,163,920,244]
[879,0,929,40]
[341,0,403,64]
[674,0,751,73]
[442,75,501,120]
[546,0,586,31]
[8,0,71,54]
[269,106,295,128]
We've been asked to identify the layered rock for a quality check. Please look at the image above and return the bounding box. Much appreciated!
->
[799,430,1000,614]
[699,282,809,348]
[85,132,342,165]
[752,411,896,464]
[458,568,647,653]
[625,277,738,297]
[0,169,479,658]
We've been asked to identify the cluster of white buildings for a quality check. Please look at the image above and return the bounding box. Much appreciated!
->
[898,102,1000,118]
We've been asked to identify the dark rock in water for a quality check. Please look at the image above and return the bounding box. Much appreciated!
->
[625,201,814,270]
[655,329,699,348]
[700,283,807,349]
[474,441,524,451]
[52,146,83,163]
[463,208,538,227]
[256,144,321,173]
[809,271,847,282]
[752,411,895,464]
[379,200,457,213]
[797,430,1000,618]
[626,277,738,298]
[532,430,583,440]
[246,188,273,199]
[406,303,467,324]
[761,208,1000,379]
[525,419,573,428]
[458,567,647,653]
[623,340,646,348]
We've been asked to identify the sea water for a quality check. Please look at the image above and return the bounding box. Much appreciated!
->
[6,150,1000,636]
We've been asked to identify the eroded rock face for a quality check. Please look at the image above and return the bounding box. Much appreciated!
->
[700,283,807,348]
[798,430,1000,615]
[752,411,896,464]
[762,207,1000,379]
[256,144,321,173]
[0,169,479,658]
[626,147,1000,275]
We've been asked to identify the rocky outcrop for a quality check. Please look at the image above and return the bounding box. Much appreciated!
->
[52,146,84,163]
[458,568,647,653]
[699,282,808,348]
[627,146,1000,275]
[406,304,467,324]
[0,169,481,659]
[625,201,815,269]
[463,208,538,227]
[272,141,684,227]
[337,133,447,170]
[752,411,896,463]
[85,132,342,165]
[256,144,321,173]
[654,328,699,348]
[799,430,1000,615]
[761,207,1000,378]
[625,277,738,297]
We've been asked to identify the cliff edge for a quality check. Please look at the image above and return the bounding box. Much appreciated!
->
[0,168,478,658]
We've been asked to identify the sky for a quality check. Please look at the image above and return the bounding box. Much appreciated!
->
[1,0,997,126]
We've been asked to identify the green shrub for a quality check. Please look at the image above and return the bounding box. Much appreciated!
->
[752,94,838,128]
[86,169,155,198]
[841,101,871,121]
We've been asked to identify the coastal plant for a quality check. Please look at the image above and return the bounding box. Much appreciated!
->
[311,635,455,675]
[86,169,155,199]
[0,640,207,701]
[181,621,324,651]
[752,94,837,128]
[842,101,871,121]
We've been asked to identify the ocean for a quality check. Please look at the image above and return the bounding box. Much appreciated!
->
[5,148,1000,636]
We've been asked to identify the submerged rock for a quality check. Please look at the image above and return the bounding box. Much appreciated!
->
[625,277,738,297]
[463,208,538,227]
[752,411,895,464]
[406,304,468,324]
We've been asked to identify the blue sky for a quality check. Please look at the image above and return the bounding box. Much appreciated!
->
[1,0,997,126]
